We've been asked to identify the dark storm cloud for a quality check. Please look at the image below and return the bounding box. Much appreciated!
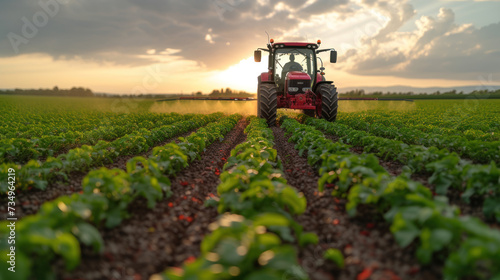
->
[0,0,348,69]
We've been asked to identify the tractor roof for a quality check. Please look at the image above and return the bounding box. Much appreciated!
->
[271,42,319,49]
[273,42,310,47]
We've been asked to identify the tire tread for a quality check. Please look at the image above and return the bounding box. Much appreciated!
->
[258,83,278,126]
[318,84,338,122]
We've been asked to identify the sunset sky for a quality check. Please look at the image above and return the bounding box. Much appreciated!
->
[1,0,499,94]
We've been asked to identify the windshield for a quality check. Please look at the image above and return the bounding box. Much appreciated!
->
[274,48,315,86]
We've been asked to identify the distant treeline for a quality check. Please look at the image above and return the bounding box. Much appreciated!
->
[100,88,255,99]
[0,87,94,97]
[340,89,500,99]
[0,87,255,99]
[207,88,254,98]
[99,93,182,99]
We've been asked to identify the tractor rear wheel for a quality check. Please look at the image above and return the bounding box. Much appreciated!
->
[258,83,277,126]
[318,83,338,122]
[257,76,262,118]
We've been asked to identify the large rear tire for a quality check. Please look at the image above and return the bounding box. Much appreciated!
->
[257,76,262,118]
[318,83,338,122]
[258,83,278,127]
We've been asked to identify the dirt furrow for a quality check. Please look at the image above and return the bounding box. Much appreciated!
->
[57,119,248,280]
[272,126,441,280]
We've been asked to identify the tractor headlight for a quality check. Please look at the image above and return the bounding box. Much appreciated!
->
[303,87,311,92]
[288,87,299,92]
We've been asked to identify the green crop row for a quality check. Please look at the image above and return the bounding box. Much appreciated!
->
[0,110,112,140]
[0,113,192,165]
[338,100,500,136]
[0,114,220,194]
[0,108,159,140]
[0,114,241,280]
[157,117,329,280]
[0,96,162,140]
[304,117,500,222]
[403,122,498,142]
[336,114,500,164]
[281,117,500,280]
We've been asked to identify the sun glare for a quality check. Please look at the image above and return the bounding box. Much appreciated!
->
[212,56,269,93]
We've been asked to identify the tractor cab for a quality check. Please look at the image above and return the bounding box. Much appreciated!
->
[254,40,338,126]
[273,47,316,94]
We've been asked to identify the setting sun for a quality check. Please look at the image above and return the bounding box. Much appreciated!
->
[212,55,269,93]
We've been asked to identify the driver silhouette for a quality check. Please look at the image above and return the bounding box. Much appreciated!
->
[282,54,303,78]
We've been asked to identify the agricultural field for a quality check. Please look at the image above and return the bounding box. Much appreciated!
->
[1,95,500,280]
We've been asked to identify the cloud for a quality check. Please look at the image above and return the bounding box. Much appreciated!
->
[296,0,349,17]
[341,4,500,80]
[0,0,348,69]
[404,21,500,79]
[1,0,498,82]
[360,0,415,43]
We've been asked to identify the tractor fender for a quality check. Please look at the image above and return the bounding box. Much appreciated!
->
[259,72,272,82]
[313,81,333,93]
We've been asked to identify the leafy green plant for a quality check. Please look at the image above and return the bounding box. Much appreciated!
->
[161,214,308,280]
[303,115,500,223]
[281,114,500,278]
[2,114,224,197]
[0,112,194,165]
[82,168,133,228]
[324,249,344,269]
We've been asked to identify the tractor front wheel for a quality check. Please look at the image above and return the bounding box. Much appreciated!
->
[258,83,278,126]
[318,83,338,122]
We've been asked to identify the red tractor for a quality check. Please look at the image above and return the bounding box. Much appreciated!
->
[254,39,338,126]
